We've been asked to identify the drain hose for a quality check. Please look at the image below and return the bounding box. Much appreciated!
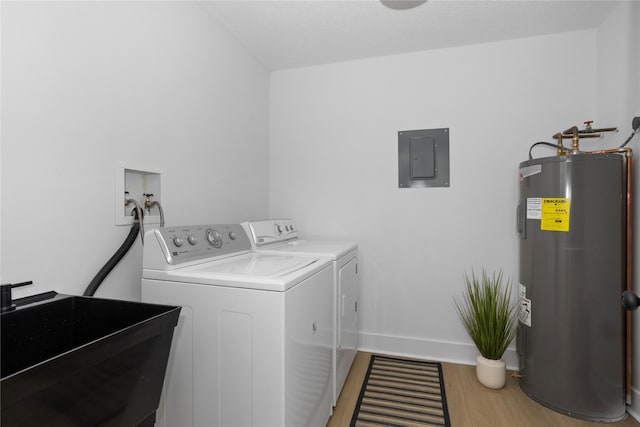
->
[83,220,141,297]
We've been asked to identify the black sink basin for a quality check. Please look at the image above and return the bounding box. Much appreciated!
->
[1,292,180,427]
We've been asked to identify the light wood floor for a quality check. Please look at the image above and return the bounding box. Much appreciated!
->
[327,352,640,427]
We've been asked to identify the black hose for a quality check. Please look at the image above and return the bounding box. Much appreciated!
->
[618,130,638,148]
[83,220,141,297]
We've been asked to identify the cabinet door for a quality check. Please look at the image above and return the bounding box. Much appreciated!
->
[338,257,358,350]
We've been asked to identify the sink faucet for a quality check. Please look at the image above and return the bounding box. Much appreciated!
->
[1,281,33,312]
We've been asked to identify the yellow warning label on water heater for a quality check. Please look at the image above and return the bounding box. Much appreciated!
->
[540,198,571,232]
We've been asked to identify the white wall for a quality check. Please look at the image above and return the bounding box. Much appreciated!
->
[596,1,640,418]
[0,2,270,300]
[269,30,598,367]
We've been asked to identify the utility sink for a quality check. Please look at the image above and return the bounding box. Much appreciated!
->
[1,292,180,427]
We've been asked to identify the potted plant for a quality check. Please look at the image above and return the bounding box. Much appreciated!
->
[453,269,519,389]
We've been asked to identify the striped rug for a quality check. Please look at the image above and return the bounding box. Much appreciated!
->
[350,355,451,427]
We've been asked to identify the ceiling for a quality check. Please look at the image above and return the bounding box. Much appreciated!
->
[200,0,620,70]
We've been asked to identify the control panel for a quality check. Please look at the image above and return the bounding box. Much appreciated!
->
[244,219,298,247]
[153,223,251,265]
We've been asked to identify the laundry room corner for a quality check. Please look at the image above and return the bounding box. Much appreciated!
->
[268,29,598,365]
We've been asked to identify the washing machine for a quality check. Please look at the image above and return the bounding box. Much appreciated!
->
[242,219,358,406]
[141,223,333,427]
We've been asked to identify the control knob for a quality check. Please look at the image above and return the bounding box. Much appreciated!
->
[187,235,198,245]
[173,236,185,247]
[206,229,223,248]
[229,231,237,240]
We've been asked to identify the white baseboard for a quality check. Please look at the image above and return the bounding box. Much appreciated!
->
[628,387,640,422]
[357,331,519,370]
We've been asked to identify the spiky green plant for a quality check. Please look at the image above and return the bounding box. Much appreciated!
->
[453,269,519,360]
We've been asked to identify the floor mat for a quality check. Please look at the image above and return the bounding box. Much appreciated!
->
[350,354,451,427]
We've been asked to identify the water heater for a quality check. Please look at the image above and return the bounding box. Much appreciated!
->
[517,152,628,422]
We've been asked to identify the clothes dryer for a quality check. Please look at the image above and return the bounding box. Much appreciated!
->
[142,223,333,427]
[243,219,358,406]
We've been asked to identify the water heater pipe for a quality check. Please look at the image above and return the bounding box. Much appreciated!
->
[553,127,606,153]
[554,133,565,155]
[565,126,580,153]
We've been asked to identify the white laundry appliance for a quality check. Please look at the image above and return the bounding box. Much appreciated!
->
[242,219,358,406]
[141,223,334,427]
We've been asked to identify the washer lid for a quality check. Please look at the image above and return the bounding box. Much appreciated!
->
[144,252,332,292]
[181,252,318,278]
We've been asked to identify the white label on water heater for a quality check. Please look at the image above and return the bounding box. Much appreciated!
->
[520,297,532,327]
[519,164,542,181]
[526,198,542,219]
[519,284,531,327]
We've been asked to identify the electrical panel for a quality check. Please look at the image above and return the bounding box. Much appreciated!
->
[398,128,450,188]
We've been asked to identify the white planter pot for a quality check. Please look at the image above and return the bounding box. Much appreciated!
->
[476,355,506,389]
